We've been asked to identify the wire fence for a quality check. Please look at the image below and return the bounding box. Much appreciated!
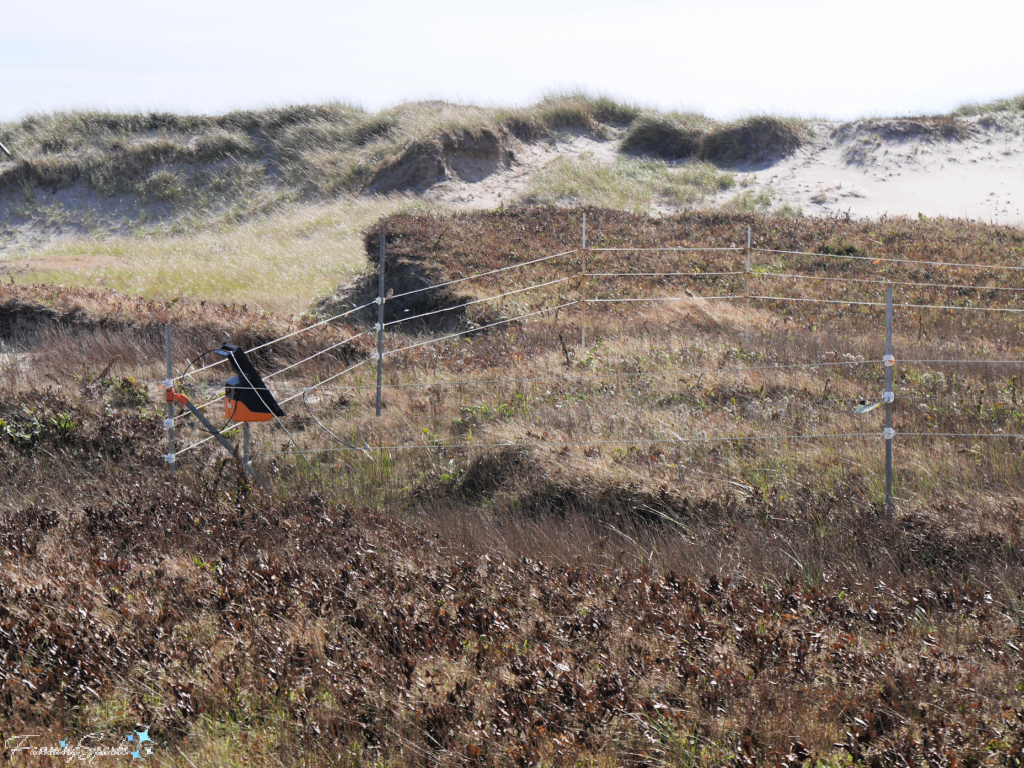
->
[161,221,1024,511]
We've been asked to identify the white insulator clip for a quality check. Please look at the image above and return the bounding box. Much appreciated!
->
[883,354,894,367]
[374,323,382,332]
[374,352,383,361]
[164,453,176,464]
[375,296,384,305]
[163,418,174,429]
[883,391,894,403]
[163,378,173,388]
[882,427,895,440]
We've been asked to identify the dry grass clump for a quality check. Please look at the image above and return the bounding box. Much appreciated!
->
[496,91,644,140]
[700,116,808,166]
[621,114,808,167]
[366,127,514,194]
[836,115,974,144]
[953,93,1024,117]
[619,112,710,160]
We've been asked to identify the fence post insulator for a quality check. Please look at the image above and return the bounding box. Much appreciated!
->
[883,427,895,440]
[883,391,894,403]
[883,354,895,366]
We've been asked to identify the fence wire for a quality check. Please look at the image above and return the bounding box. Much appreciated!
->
[164,237,1024,474]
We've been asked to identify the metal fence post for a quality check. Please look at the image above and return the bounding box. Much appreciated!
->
[164,324,175,479]
[376,231,385,418]
[883,285,895,518]
[581,212,587,348]
[745,226,752,346]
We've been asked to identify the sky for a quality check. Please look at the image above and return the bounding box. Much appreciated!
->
[2,0,1023,122]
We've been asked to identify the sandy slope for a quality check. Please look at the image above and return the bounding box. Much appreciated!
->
[427,131,621,210]
[752,116,1024,223]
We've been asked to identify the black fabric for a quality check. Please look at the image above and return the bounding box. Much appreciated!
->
[215,344,285,417]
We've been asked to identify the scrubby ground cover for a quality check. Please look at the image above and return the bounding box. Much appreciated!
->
[3,208,1024,765]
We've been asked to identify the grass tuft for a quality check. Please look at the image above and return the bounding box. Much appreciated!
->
[621,114,808,167]
[620,112,710,160]
[700,115,808,166]
[952,93,1024,117]
[521,154,735,211]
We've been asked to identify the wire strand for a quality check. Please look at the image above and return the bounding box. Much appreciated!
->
[248,300,375,354]
[751,294,1024,313]
[173,421,238,457]
[899,432,1024,439]
[278,359,372,407]
[584,270,745,278]
[754,271,1024,293]
[264,330,372,381]
[171,301,374,382]
[261,432,881,455]
[230,358,883,396]
[172,330,371,422]
[389,249,578,300]
[900,359,1024,366]
[383,301,581,358]
[589,247,744,253]
[383,277,571,328]
[302,388,371,456]
[589,295,743,304]
[754,247,1024,272]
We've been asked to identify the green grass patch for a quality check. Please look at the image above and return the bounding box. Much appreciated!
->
[521,154,735,211]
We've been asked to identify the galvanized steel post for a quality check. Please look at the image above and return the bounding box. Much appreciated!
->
[376,231,385,418]
[884,285,895,518]
[745,226,752,346]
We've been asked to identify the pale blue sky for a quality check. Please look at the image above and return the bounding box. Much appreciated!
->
[2,0,1022,121]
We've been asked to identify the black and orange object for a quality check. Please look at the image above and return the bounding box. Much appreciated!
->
[216,344,285,423]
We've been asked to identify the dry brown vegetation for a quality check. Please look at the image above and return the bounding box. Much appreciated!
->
[4,208,1024,766]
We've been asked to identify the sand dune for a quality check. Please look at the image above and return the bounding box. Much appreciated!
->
[1,104,1021,265]
[428,113,1024,224]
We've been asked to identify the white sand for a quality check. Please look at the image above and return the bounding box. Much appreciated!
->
[428,113,1024,225]
[751,115,1024,224]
